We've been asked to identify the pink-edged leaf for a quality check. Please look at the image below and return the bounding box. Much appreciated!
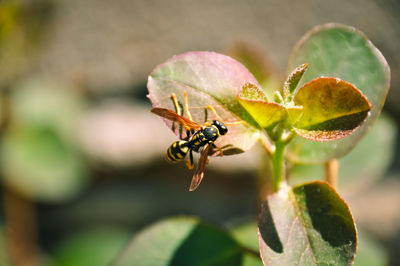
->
[148,51,260,154]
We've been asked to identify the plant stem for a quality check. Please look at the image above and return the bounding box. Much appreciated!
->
[325,159,339,189]
[3,186,38,266]
[240,245,261,259]
[272,140,286,192]
[1,89,38,266]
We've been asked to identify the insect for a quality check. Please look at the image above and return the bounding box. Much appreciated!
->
[151,91,243,191]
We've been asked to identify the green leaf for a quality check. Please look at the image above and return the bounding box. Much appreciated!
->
[148,51,261,154]
[238,82,269,102]
[237,83,287,129]
[293,77,371,142]
[286,105,304,125]
[53,227,131,266]
[258,181,357,265]
[287,23,390,163]
[1,125,88,201]
[283,63,308,101]
[113,216,246,266]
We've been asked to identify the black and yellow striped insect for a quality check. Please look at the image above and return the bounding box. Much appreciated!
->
[151,91,240,191]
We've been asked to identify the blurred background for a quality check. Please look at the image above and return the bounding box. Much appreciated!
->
[0,0,399,265]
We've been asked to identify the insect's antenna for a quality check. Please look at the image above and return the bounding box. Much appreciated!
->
[205,105,246,126]
[205,105,223,121]
[204,107,208,123]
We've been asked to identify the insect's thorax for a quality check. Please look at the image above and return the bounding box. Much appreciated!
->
[188,125,220,149]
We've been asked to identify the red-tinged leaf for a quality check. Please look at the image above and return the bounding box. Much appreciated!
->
[258,181,357,265]
[148,51,261,155]
[293,77,371,141]
[237,83,287,129]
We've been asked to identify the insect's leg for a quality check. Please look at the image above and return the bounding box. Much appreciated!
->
[202,107,211,126]
[212,143,224,157]
[205,105,247,126]
[224,120,247,126]
[183,91,193,122]
[170,93,184,138]
[171,93,182,115]
[186,149,194,170]
[184,129,191,141]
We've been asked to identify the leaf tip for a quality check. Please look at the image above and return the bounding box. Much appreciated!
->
[237,82,268,102]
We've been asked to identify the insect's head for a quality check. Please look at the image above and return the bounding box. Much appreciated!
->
[212,120,228,135]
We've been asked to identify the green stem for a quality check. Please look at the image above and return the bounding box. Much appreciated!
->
[272,140,286,192]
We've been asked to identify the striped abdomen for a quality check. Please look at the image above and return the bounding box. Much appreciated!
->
[165,141,189,163]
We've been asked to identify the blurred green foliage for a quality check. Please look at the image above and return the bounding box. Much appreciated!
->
[0,79,89,201]
[53,227,132,266]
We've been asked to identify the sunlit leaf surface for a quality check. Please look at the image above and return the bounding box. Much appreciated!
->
[293,77,371,141]
[237,83,287,129]
[288,23,390,163]
[258,181,357,265]
[148,51,261,154]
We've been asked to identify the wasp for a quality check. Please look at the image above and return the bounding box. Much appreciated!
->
[151,91,243,191]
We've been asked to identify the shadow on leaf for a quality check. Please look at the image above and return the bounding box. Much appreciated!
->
[296,182,357,249]
[258,200,283,253]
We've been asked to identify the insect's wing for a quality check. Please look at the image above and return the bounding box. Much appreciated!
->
[151,108,202,130]
[189,143,211,191]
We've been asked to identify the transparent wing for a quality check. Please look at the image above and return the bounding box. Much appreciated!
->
[189,143,211,191]
[151,108,202,131]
